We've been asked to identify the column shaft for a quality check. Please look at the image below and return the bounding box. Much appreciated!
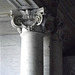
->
[50,34,62,75]
[20,29,43,75]
[44,32,51,75]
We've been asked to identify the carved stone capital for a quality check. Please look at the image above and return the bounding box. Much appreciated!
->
[10,7,45,33]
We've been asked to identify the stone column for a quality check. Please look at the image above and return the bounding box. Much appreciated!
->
[50,29,63,75]
[10,7,46,75]
[43,32,51,75]
[20,28,44,75]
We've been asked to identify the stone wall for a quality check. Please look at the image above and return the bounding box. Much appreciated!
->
[0,35,21,75]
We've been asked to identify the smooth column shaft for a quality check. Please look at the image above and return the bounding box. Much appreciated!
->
[50,34,62,75]
[20,30,43,75]
[44,32,51,75]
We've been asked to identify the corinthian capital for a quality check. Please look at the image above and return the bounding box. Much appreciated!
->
[10,7,45,33]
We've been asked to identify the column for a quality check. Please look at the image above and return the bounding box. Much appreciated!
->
[50,30,63,75]
[10,7,45,75]
[43,32,51,75]
[20,28,44,75]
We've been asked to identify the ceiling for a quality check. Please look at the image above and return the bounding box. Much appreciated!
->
[0,0,14,12]
[0,0,18,35]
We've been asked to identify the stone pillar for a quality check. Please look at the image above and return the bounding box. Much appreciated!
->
[43,32,51,75]
[50,31,63,75]
[10,7,48,75]
[20,28,44,75]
